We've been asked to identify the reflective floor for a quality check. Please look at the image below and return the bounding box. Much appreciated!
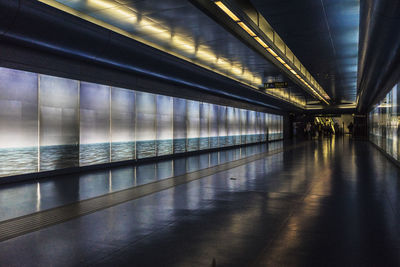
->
[0,142,283,221]
[1,137,400,266]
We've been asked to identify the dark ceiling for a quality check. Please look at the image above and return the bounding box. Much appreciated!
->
[250,0,359,105]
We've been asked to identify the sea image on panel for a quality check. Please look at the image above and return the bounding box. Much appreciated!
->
[226,136,234,146]
[40,144,79,171]
[246,135,252,144]
[137,140,156,159]
[234,136,241,145]
[173,138,186,153]
[187,138,199,152]
[80,143,110,166]
[261,134,267,142]
[111,141,135,162]
[251,134,258,143]
[218,136,226,147]
[199,137,209,150]
[157,139,173,156]
[210,137,219,148]
[0,147,38,177]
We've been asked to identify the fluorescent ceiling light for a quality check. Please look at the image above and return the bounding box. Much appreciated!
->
[238,22,256,37]
[254,37,268,48]
[275,56,285,64]
[214,1,240,22]
[283,63,292,70]
[267,48,278,57]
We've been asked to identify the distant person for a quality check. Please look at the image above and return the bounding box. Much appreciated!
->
[306,122,312,139]
[348,122,354,135]
[318,123,322,138]
[334,122,339,136]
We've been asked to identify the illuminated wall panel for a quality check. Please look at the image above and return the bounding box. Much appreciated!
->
[40,75,79,171]
[187,100,200,151]
[226,107,233,146]
[233,108,241,145]
[240,109,247,144]
[199,102,210,150]
[260,113,266,142]
[111,87,135,162]
[268,114,274,141]
[369,84,400,160]
[0,68,38,176]
[0,66,283,178]
[271,114,277,140]
[255,112,261,143]
[247,110,256,143]
[218,105,227,147]
[173,98,187,153]
[209,104,219,148]
[156,95,173,156]
[136,92,156,158]
[80,82,111,165]
[265,113,269,141]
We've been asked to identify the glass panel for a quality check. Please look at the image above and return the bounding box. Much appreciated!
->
[240,109,247,144]
[234,108,241,145]
[156,95,173,156]
[136,92,156,159]
[111,87,135,162]
[369,84,400,160]
[199,102,209,150]
[218,105,227,147]
[247,110,256,143]
[209,104,219,148]
[0,68,38,177]
[255,112,261,142]
[173,98,187,153]
[226,107,236,146]
[40,75,79,171]
[187,100,200,152]
[79,82,110,166]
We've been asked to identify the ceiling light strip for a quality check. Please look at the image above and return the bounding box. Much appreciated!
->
[214,0,329,105]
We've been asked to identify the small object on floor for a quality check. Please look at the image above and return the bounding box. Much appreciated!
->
[212,258,216,267]
[230,177,237,180]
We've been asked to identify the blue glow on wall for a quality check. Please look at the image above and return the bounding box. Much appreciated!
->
[0,66,283,178]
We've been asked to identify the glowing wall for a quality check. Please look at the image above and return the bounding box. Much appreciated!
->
[0,66,284,178]
[0,68,38,176]
[156,95,173,156]
[111,87,135,162]
[40,75,79,170]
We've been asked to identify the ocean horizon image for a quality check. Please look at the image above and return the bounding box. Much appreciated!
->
[137,140,156,159]
[40,144,79,171]
[199,137,209,150]
[0,147,38,177]
[187,138,199,152]
[173,139,186,154]
[111,141,135,162]
[80,143,110,166]
[156,140,173,156]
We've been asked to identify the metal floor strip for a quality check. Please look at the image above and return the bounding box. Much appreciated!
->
[0,143,303,242]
